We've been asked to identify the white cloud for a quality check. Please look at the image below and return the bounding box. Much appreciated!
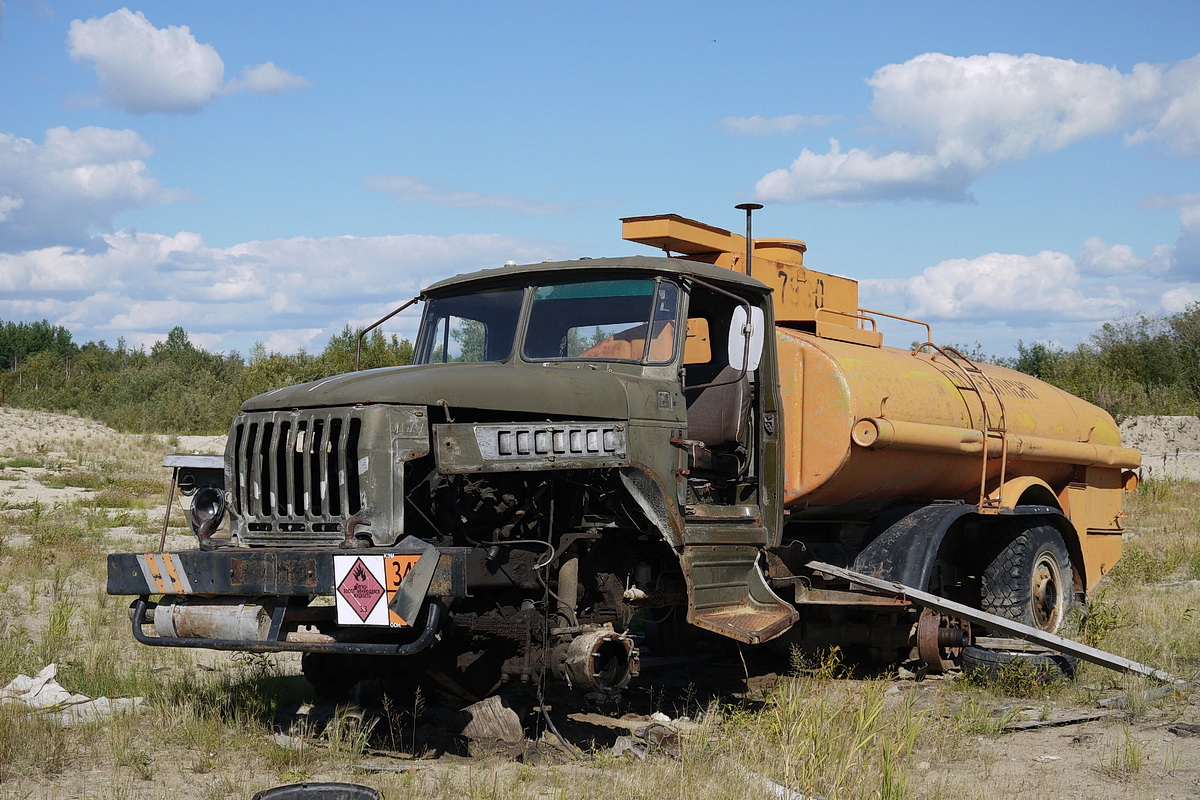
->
[754,51,1196,204]
[755,138,975,203]
[0,126,189,253]
[1160,286,1200,314]
[1076,236,1171,277]
[0,229,572,353]
[715,114,843,136]
[67,8,308,115]
[870,249,1134,324]
[1126,55,1200,158]
[225,62,313,95]
[365,175,570,215]
[0,195,22,222]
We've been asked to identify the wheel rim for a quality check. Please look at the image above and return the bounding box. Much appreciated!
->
[1030,550,1063,630]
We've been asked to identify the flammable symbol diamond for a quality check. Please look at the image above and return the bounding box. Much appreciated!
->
[337,557,385,622]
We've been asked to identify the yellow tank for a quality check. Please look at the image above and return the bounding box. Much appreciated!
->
[777,330,1139,511]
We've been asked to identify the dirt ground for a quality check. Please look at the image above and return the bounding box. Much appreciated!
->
[1,407,1199,799]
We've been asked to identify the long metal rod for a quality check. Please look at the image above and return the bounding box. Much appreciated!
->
[806,560,1188,686]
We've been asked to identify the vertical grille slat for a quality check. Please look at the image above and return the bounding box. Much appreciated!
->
[328,416,344,518]
[346,417,363,516]
[307,418,324,517]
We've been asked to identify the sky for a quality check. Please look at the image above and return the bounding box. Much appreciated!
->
[2,1,1200,358]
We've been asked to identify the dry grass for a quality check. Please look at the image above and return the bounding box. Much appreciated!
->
[0,415,1196,799]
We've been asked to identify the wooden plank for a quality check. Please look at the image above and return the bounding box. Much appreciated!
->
[1004,712,1108,731]
[805,560,1189,686]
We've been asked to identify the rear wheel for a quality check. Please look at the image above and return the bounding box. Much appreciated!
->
[981,521,1075,634]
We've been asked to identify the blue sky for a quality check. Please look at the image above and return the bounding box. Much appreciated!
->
[2,1,1199,357]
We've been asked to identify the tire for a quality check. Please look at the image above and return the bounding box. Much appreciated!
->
[960,644,1077,683]
[981,521,1076,634]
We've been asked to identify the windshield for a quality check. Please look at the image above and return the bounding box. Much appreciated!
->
[523,278,679,363]
[414,287,523,364]
[413,277,682,366]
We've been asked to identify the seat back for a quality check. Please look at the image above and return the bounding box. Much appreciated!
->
[684,365,750,448]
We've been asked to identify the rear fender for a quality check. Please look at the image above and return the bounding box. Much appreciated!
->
[852,503,1072,592]
[852,503,977,588]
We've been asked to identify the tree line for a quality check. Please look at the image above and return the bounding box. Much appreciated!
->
[0,322,412,434]
[2,305,1200,435]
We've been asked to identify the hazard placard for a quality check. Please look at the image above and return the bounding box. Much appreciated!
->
[384,554,420,626]
[333,553,420,627]
[334,555,388,626]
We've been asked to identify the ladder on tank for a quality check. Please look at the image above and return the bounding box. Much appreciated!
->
[916,343,1009,514]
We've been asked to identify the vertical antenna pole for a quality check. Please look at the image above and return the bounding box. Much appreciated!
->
[735,202,764,278]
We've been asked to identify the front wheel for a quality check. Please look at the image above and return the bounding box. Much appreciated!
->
[981,521,1076,634]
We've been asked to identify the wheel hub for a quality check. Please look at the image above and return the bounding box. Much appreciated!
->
[1031,552,1062,630]
[915,608,971,673]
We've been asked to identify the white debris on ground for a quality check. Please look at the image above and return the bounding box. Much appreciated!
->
[0,664,148,725]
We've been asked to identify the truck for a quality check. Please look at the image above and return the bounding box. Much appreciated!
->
[107,211,1141,702]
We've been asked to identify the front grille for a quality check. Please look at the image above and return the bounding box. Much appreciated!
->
[231,410,364,544]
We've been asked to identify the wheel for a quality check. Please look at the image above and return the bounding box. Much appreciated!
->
[960,644,1077,683]
[981,521,1075,634]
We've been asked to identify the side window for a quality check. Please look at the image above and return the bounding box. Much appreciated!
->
[415,287,523,364]
[427,316,486,363]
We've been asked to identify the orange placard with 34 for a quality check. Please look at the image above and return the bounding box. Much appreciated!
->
[384,555,420,626]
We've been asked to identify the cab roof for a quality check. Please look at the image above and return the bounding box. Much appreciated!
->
[421,255,771,298]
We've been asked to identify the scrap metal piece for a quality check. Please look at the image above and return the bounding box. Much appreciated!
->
[807,560,1189,686]
[388,535,440,626]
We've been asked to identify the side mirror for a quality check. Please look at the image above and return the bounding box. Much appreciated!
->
[728,305,764,372]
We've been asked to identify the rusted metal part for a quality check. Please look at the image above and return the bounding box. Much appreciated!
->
[129,597,443,655]
[107,547,469,597]
[552,626,640,696]
[154,598,272,641]
[781,577,910,607]
[196,513,227,551]
[680,545,798,644]
[341,514,371,549]
[915,608,971,673]
[808,560,1190,686]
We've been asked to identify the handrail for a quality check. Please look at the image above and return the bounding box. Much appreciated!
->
[859,307,932,343]
[813,306,878,332]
